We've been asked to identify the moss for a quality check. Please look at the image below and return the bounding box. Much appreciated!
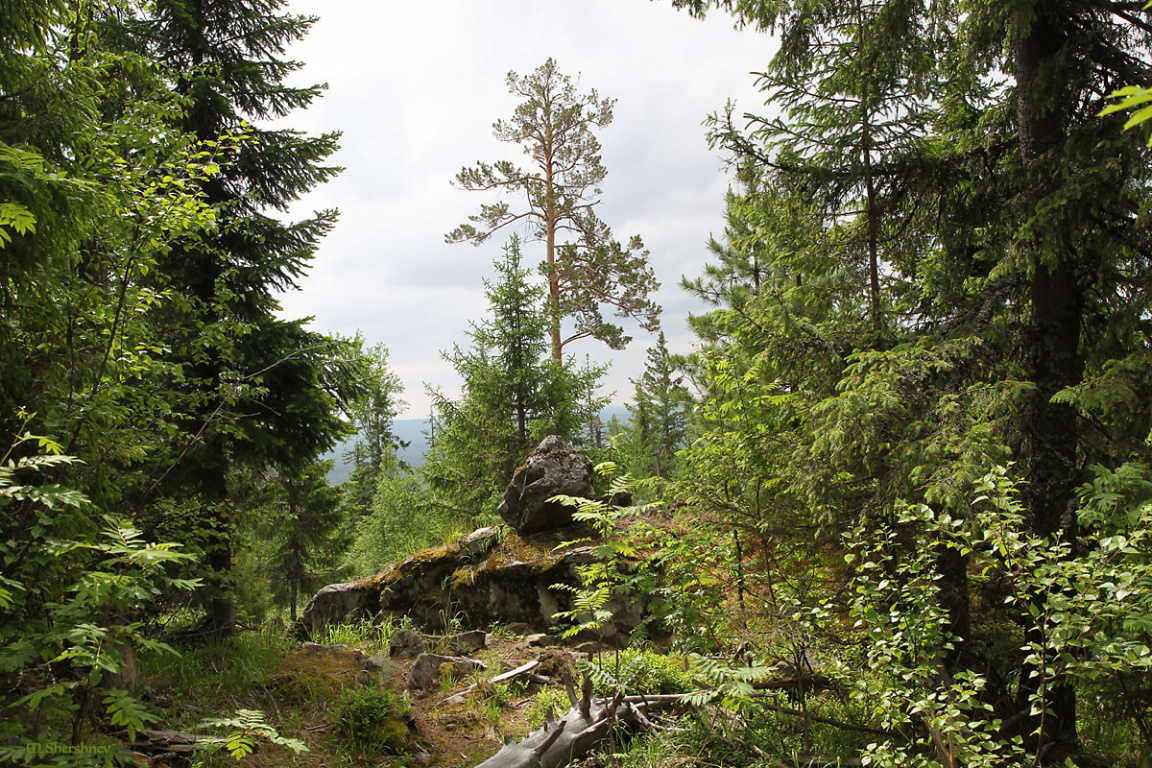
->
[410,543,458,564]
[268,645,370,703]
[451,566,478,590]
[474,531,566,573]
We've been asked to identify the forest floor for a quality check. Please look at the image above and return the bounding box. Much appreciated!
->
[135,623,653,768]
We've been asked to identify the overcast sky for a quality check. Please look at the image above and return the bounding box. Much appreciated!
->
[275,0,777,420]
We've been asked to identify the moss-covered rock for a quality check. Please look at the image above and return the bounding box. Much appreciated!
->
[298,519,654,644]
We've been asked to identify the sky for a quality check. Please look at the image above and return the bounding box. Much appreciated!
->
[274,0,777,420]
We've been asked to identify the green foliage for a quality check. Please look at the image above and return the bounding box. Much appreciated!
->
[233,459,350,622]
[679,654,774,713]
[664,0,1152,758]
[837,465,1152,764]
[137,629,292,697]
[341,340,408,524]
[551,465,737,651]
[616,332,695,481]
[345,470,466,575]
[527,686,573,729]
[549,464,656,639]
[0,434,199,750]
[584,649,694,697]
[103,689,158,744]
[197,709,308,763]
[314,617,392,654]
[334,685,411,755]
[425,237,607,523]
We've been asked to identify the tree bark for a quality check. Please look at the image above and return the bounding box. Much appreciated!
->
[1013,2,1080,757]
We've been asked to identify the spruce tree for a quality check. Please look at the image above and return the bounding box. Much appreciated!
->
[672,0,1152,757]
[128,0,357,635]
[623,332,694,479]
[425,236,606,521]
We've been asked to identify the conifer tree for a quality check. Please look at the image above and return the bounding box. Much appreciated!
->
[623,332,694,479]
[673,0,1152,757]
[127,0,358,635]
[425,237,606,521]
[341,342,407,524]
[448,59,661,361]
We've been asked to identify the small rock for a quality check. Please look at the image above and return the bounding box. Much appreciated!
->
[525,633,557,648]
[365,654,405,682]
[460,526,501,558]
[408,653,485,691]
[389,628,426,659]
[441,630,486,655]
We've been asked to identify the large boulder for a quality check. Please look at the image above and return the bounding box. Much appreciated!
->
[295,575,383,632]
[497,435,594,535]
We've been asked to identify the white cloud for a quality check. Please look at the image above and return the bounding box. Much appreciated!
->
[275,0,777,418]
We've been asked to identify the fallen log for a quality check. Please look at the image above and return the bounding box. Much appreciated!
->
[472,682,887,768]
[474,692,650,768]
[123,728,203,755]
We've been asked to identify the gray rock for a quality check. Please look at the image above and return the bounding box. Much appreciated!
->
[442,630,487,655]
[365,654,406,683]
[459,526,501,558]
[293,578,379,637]
[388,628,486,659]
[407,654,485,691]
[389,628,426,660]
[497,436,595,535]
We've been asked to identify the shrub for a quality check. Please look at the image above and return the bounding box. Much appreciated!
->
[335,685,410,755]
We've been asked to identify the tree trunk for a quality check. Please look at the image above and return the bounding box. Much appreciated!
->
[1013,3,1080,757]
[205,465,236,637]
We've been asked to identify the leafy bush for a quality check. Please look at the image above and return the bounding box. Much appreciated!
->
[335,685,410,755]
[585,649,693,697]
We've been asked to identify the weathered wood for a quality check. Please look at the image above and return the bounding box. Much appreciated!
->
[438,660,549,706]
[489,660,540,685]
[473,696,649,768]
[126,729,203,754]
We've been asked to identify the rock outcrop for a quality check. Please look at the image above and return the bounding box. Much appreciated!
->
[295,437,652,645]
[497,435,594,535]
[296,523,646,644]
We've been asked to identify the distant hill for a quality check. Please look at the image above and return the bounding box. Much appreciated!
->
[324,406,631,485]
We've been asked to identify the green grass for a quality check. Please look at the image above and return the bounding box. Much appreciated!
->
[138,628,293,697]
[312,616,392,654]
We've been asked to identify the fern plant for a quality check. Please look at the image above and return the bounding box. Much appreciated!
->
[196,709,308,762]
[549,462,658,640]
